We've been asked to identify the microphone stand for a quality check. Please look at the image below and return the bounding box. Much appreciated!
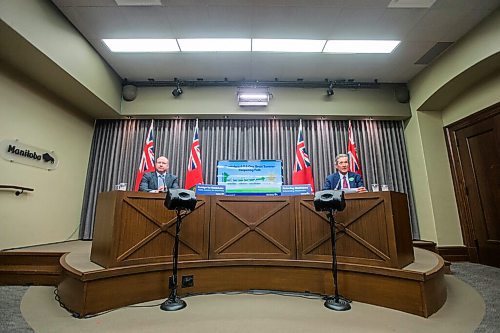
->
[160,208,187,311]
[324,209,351,311]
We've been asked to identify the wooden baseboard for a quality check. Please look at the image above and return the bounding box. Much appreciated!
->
[413,240,437,253]
[437,246,469,262]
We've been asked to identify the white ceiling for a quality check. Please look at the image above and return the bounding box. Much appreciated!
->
[50,0,500,83]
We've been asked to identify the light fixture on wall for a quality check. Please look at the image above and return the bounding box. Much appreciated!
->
[172,81,183,97]
[237,87,271,106]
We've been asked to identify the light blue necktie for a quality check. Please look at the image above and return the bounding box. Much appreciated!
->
[159,174,165,189]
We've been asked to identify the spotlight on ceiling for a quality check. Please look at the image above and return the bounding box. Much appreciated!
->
[326,82,334,96]
[172,82,183,97]
[237,87,271,106]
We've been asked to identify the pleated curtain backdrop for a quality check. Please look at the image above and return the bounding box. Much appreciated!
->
[80,119,419,239]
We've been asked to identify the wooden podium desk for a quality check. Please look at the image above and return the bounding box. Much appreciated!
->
[90,191,210,268]
[296,191,414,268]
[61,191,443,318]
[90,191,414,269]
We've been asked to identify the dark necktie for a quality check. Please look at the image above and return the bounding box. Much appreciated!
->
[343,175,348,189]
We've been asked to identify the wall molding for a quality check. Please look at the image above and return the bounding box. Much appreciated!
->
[437,246,470,262]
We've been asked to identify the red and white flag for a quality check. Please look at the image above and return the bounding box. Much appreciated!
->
[292,120,315,192]
[347,120,362,177]
[184,119,204,190]
[134,120,155,191]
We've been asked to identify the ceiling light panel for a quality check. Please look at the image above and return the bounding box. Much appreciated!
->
[103,39,179,52]
[177,39,251,52]
[252,39,326,53]
[387,0,437,8]
[114,0,162,6]
[323,40,400,54]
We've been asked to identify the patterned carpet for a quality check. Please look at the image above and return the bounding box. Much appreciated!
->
[451,262,500,333]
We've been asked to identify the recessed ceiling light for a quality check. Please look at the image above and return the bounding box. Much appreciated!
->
[114,0,162,6]
[252,39,326,53]
[177,39,251,52]
[323,40,400,54]
[102,39,179,52]
[387,0,437,8]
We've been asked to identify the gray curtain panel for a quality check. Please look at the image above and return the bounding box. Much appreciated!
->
[80,119,419,239]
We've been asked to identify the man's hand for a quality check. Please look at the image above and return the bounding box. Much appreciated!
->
[356,187,367,193]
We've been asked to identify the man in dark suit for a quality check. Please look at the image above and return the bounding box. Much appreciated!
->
[323,154,367,192]
[139,156,179,192]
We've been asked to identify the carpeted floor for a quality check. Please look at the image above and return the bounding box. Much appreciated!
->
[451,262,500,333]
[0,286,33,333]
[18,277,484,333]
[1,262,499,333]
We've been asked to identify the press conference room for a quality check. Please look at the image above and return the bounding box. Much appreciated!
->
[1,1,499,332]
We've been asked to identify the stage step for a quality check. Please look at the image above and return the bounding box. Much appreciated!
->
[0,252,64,286]
[413,240,452,274]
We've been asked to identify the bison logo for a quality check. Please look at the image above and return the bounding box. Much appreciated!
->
[42,153,55,163]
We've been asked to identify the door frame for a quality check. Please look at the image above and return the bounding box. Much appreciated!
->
[444,102,500,263]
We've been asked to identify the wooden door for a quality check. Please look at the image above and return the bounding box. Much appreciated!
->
[446,105,500,267]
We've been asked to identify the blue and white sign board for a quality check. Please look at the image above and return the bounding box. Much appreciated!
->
[281,185,312,196]
[216,160,283,196]
[195,184,226,196]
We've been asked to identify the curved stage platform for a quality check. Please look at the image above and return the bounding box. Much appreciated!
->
[57,243,446,318]
[53,191,446,318]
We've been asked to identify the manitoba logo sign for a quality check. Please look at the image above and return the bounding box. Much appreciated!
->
[0,139,59,170]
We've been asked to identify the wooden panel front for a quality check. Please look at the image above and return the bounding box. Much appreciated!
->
[58,257,447,318]
[210,196,296,260]
[91,191,413,269]
[297,192,414,268]
[90,191,209,268]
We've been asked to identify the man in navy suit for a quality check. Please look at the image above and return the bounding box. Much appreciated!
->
[323,154,367,193]
[139,156,179,192]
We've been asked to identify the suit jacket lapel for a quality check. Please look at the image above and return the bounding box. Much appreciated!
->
[152,173,158,189]
[334,172,340,190]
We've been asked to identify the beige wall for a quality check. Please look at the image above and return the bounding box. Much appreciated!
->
[442,73,500,126]
[122,85,411,119]
[0,0,122,118]
[405,10,500,246]
[405,108,463,245]
[0,67,94,249]
[410,10,500,111]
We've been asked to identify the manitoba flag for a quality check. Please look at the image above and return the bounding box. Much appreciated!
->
[347,120,362,177]
[292,120,315,192]
[134,120,155,191]
[184,119,204,190]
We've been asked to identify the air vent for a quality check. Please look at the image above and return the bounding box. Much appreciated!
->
[415,42,454,65]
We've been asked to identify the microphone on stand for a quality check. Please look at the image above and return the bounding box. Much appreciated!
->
[334,176,342,190]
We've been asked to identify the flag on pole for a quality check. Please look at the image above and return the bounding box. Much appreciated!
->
[347,120,362,177]
[292,120,315,192]
[134,120,155,191]
[185,119,204,190]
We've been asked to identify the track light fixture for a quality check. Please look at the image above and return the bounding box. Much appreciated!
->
[326,81,334,96]
[172,82,183,97]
